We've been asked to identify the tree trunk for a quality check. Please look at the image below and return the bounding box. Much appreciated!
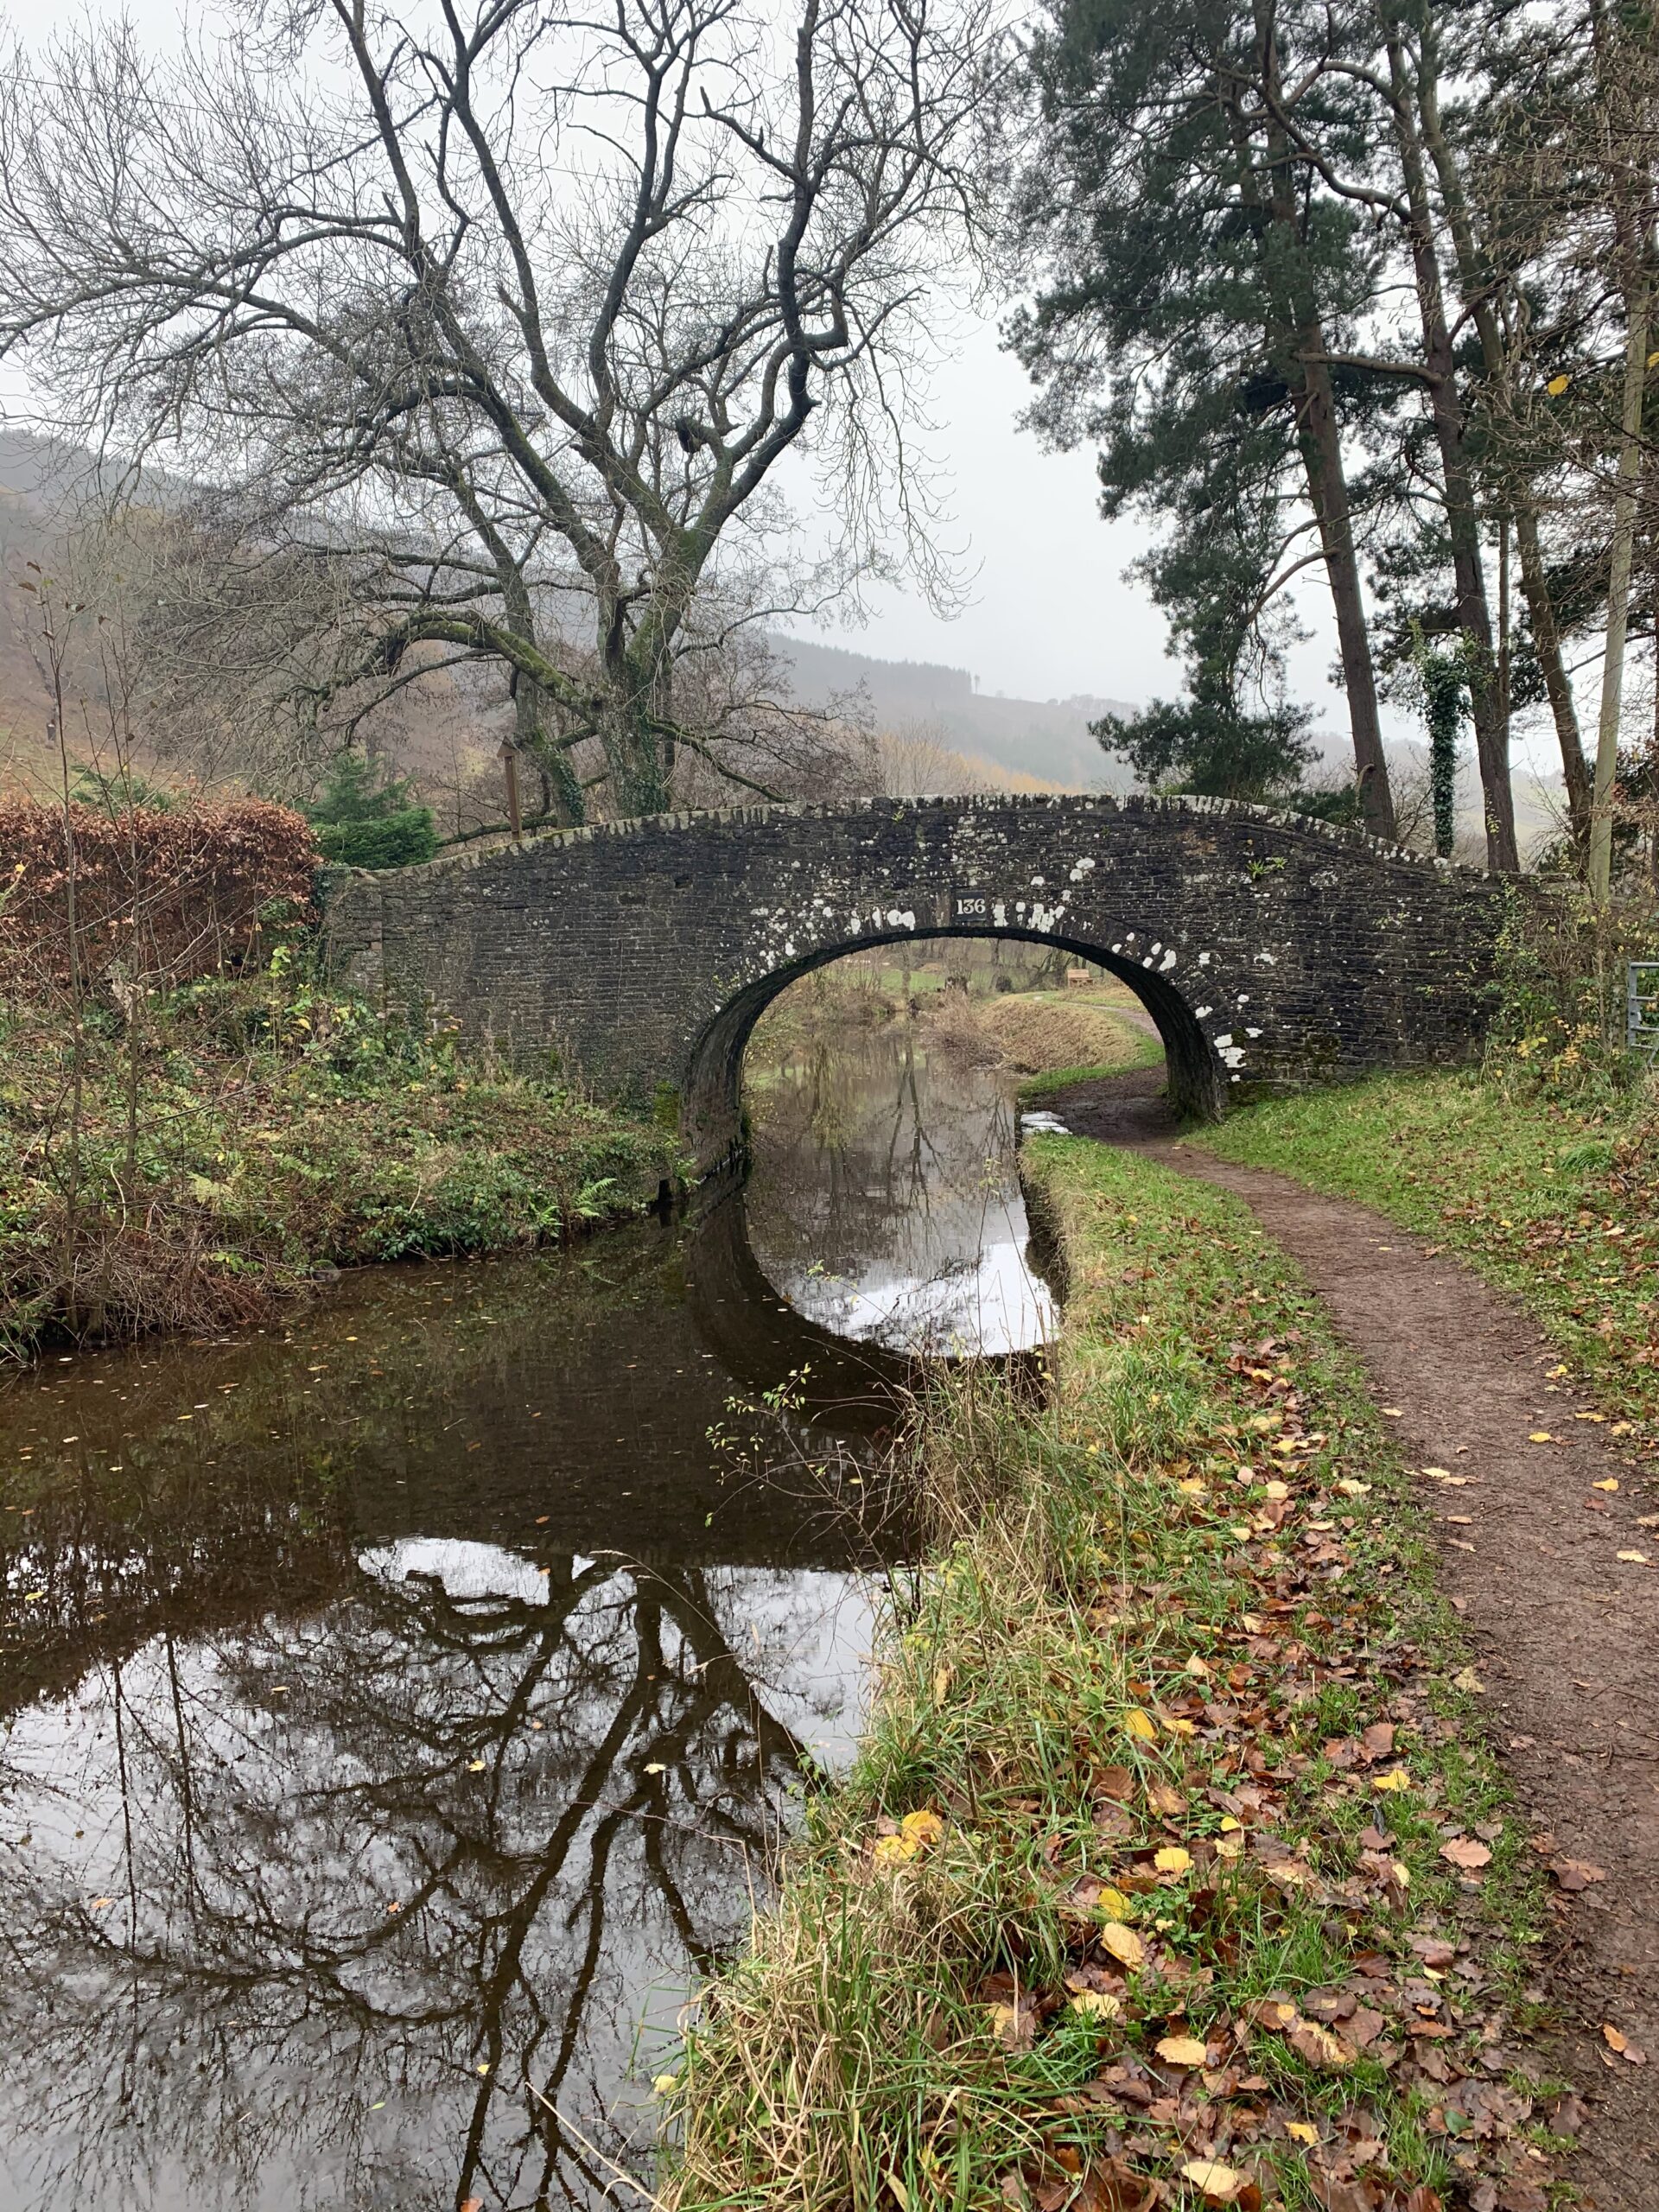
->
[599,691,671,820]
[1516,504,1592,841]
[1589,266,1651,901]
[513,674,586,828]
[1384,17,1518,871]
[1248,2,1396,840]
[1292,349,1398,841]
[1414,18,1591,844]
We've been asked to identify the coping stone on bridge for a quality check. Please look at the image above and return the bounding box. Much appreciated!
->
[320,790,1510,1174]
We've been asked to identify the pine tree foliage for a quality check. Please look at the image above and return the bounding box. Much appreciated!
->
[1006,0,1659,880]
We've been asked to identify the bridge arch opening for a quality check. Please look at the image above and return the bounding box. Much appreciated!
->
[683,925,1221,1174]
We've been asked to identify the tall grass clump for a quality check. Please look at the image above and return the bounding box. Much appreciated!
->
[663,1141,1561,2212]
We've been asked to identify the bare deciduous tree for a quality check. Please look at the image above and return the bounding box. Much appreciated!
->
[0,0,1001,821]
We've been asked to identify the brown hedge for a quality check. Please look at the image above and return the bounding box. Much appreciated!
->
[0,796,319,990]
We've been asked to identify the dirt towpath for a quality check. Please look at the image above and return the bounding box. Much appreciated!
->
[1043,1071,1659,2210]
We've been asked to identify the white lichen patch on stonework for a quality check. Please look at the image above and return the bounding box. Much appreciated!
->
[1068,856,1096,880]
[1198,951,1212,967]
[885,908,918,930]
[1212,1033,1247,1069]
[1159,949,1178,971]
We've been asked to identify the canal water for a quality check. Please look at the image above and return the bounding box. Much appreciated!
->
[0,1023,1056,2211]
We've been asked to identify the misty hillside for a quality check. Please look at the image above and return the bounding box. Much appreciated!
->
[774,635,1137,791]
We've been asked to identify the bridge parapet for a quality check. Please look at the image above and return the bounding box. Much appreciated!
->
[321,791,1509,1173]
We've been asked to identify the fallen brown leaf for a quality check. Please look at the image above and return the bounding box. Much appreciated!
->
[1075,2158,1161,2212]
[1287,2018,1356,2069]
[1439,1836,1492,1872]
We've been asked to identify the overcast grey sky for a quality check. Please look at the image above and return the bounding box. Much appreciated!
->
[9,0,1580,783]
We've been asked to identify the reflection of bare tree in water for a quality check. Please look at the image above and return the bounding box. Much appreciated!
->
[747,1023,1048,1355]
[0,1550,867,2210]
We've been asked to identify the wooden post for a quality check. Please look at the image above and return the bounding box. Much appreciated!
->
[499,741,524,845]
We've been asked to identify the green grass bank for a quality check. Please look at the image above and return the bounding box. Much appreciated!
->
[1194,1071,1659,1440]
[0,967,679,1358]
[663,1137,1564,2212]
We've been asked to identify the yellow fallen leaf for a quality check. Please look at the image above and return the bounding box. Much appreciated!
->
[89,1897,114,1910]
[1452,1667,1484,1692]
[1337,1478,1371,1497]
[1373,1769,1411,1793]
[1529,1431,1553,1443]
[1069,1989,1122,2021]
[1593,1478,1619,1492]
[1185,1654,1211,1678]
[1096,1885,1135,1919]
[899,1808,944,1848]
[1122,1708,1157,1742]
[1154,1846,1193,1876]
[1099,1921,1145,1970]
[1181,2159,1244,2202]
[644,1761,667,1775]
[1177,1478,1207,1496]
[1218,1815,1243,1832]
[1546,372,1570,394]
[1263,1479,1290,1501]
[1162,1714,1198,1738]
[1284,2120,1319,2145]
[1618,1551,1650,1566]
[1157,2034,1210,2066]
[467,1759,486,1771]
[873,1831,922,1866]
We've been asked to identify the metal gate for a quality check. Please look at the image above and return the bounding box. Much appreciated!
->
[1632,961,1659,1066]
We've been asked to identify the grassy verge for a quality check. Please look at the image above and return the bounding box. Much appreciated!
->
[1019,1033,1166,1104]
[1193,1071,1659,1438]
[0,967,679,1356]
[664,1137,1562,2212]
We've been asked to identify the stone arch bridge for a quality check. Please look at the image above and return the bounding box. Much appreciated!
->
[322,793,1508,1173]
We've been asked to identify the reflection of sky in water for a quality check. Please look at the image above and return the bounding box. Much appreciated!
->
[745,1029,1058,1356]
[0,1546,874,2212]
[789,1234,1054,1355]
[0,1014,1043,2212]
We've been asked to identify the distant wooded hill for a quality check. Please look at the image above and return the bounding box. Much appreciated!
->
[773,634,1135,792]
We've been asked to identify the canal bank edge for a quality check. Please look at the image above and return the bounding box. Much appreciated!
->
[0,968,684,1359]
[662,1135,1569,2212]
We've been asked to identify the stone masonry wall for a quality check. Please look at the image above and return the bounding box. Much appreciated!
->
[321,792,1511,1172]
